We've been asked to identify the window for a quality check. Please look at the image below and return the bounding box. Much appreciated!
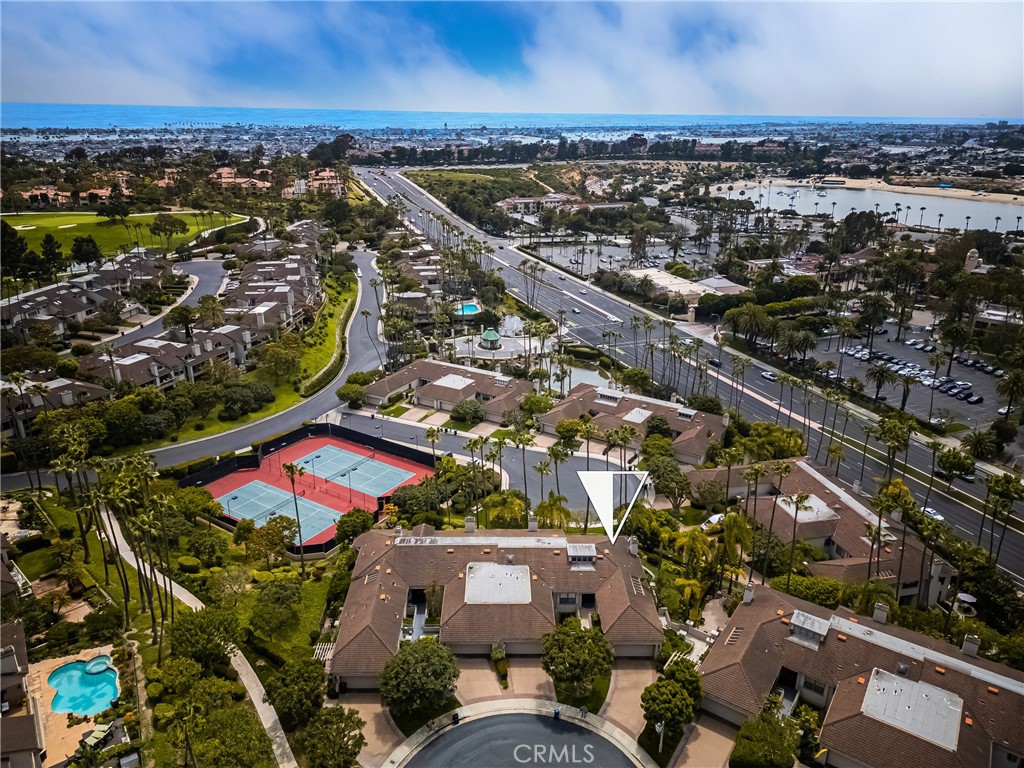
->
[803,677,826,695]
[558,593,576,605]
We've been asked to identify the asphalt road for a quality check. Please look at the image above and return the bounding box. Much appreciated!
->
[358,167,1024,588]
[401,713,636,768]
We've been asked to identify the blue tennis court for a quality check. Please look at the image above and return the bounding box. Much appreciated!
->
[291,445,415,497]
[217,480,341,541]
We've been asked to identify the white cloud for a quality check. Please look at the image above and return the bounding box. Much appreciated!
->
[2,1,1021,118]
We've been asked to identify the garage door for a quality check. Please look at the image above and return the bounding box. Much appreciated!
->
[339,675,380,691]
[504,641,542,656]
[614,644,656,658]
[451,643,492,656]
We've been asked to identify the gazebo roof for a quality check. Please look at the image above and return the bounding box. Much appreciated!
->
[481,328,501,341]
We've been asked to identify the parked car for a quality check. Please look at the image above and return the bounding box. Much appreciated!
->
[998,406,1017,416]
[701,513,726,531]
[994,369,1006,377]
[982,365,996,374]
[956,390,973,400]
[875,328,888,335]
[967,395,984,405]
[904,338,919,346]
[923,344,937,352]
[915,343,927,351]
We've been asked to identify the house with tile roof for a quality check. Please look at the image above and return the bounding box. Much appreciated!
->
[0,621,45,768]
[328,524,662,690]
[538,382,726,466]
[700,584,1024,768]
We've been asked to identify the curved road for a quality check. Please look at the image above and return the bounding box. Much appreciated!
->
[402,713,637,768]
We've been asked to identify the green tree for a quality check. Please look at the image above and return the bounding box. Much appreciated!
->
[164,304,199,339]
[302,707,367,768]
[149,212,190,251]
[641,679,695,738]
[40,233,65,280]
[169,609,239,671]
[265,657,325,731]
[197,294,225,329]
[250,514,299,570]
[259,335,303,384]
[335,383,365,408]
[729,695,800,768]
[450,398,485,425]
[70,235,102,271]
[335,508,374,547]
[540,616,613,697]
[191,708,275,768]
[622,367,655,395]
[282,462,307,577]
[379,638,460,718]
[232,518,255,554]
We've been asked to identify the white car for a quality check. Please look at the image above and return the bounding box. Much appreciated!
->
[998,405,1016,416]
[921,507,944,521]
[761,371,778,382]
[701,513,726,531]
[579,288,588,295]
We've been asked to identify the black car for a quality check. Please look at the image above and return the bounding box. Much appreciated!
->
[875,328,888,335]
[938,383,957,393]
[967,395,984,404]
[982,365,996,374]
[709,359,723,368]
[956,390,973,400]
[964,359,977,368]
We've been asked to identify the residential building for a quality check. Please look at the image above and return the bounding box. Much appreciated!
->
[0,621,45,768]
[328,525,663,690]
[745,461,954,608]
[538,383,727,466]
[700,584,1024,768]
[495,193,580,215]
[363,359,535,422]
[0,377,111,439]
[1,534,32,608]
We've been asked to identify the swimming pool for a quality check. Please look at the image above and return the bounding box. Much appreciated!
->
[455,302,481,315]
[48,655,119,717]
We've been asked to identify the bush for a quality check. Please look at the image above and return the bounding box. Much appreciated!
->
[194,422,206,431]
[145,682,164,703]
[153,703,176,731]
[177,556,201,574]
[451,398,485,425]
[229,681,247,701]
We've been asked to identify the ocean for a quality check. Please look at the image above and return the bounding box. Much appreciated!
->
[0,103,1010,131]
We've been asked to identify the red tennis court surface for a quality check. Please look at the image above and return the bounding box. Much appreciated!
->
[204,436,431,546]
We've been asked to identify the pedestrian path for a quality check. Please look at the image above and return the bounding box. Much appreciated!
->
[105,513,298,768]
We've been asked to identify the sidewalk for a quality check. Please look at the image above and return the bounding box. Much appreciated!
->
[105,514,298,768]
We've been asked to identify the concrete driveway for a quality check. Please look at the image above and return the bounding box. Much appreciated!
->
[455,657,505,704]
[671,714,737,768]
[599,660,657,737]
[508,657,555,699]
[332,693,404,768]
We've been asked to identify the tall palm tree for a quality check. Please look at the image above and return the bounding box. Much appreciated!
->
[533,459,552,499]
[960,429,997,461]
[785,493,812,591]
[720,513,753,594]
[511,429,534,498]
[741,463,768,517]
[282,462,307,578]
[878,415,911,482]
[761,461,793,583]
[896,373,919,412]
[547,443,570,497]
[865,362,897,403]
[362,309,385,367]
[721,446,745,504]
[996,368,1024,413]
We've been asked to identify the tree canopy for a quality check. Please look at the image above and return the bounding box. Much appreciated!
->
[379,638,460,717]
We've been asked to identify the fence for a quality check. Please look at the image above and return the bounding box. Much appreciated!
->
[175,421,436,558]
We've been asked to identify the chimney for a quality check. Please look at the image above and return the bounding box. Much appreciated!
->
[150,362,160,377]
[204,339,213,352]
[242,330,252,344]
[60,390,73,406]
[465,515,476,533]
[528,515,538,532]
[743,581,755,604]
[191,343,201,357]
[628,536,639,557]
[873,603,890,624]
[962,634,981,658]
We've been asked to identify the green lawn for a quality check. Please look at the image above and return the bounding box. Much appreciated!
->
[637,722,683,768]
[13,547,58,580]
[554,672,611,713]
[1,211,245,255]
[441,419,475,432]
[488,428,518,443]
[390,696,461,737]
[380,403,411,418]
[300,280,357,379]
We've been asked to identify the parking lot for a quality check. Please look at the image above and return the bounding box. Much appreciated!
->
[818,329,1009,427]
[533,239,718,277]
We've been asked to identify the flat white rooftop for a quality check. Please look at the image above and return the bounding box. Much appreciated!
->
[779,494,841,524]
[433,373,475,391]
[622,406,652,424]
[860,668,962,751]
[464,562,532,604]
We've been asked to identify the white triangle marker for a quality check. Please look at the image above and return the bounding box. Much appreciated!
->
[578,470,649,544]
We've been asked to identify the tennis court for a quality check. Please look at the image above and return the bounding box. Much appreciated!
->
[291,445,415,498]
[217,480,342,541]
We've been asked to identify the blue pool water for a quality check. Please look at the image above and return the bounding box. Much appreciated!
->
[456,303,481,315]
[48,655,119,717]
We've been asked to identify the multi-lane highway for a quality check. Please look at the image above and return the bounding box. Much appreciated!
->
[358,167,1024,587]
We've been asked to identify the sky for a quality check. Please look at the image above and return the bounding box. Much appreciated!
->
[1,1,1022,119]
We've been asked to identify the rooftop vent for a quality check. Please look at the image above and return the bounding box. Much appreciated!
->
[896,662,909,677]
[725,628,744,646]
[962,634,981,658]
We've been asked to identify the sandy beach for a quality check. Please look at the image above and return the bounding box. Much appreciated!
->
[728,176,1020,204]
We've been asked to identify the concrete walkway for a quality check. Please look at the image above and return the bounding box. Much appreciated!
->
[105,515,298,768]
[329,693,405,767]
[669,714,737,768]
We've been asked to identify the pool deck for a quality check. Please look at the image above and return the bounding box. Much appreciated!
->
[29,644,115,768]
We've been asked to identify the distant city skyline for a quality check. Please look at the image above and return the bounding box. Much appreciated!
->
[1,1,1022,120]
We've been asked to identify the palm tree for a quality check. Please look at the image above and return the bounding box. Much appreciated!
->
[865,362,897,403]
[197,294,224,329]
[741,463,768,517]
[997,368,1024,413]
[533,459,552,499]
[761,461,793,584]
[282,462,307,578]
[785,493,812,591]
[960,429,997,460]
[547,444,570,497]
[721,446,745,504]
[511,429,534,498]
[720,513,753,594]
[828,443,844,477]
[894,373,918,412]
[878,415,911,481]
